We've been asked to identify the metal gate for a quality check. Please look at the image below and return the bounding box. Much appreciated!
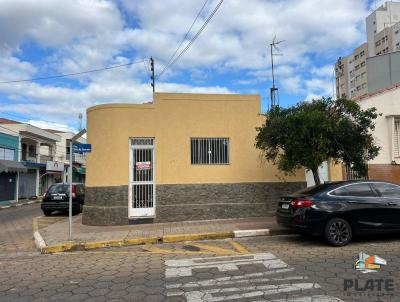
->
[129,138,155,218]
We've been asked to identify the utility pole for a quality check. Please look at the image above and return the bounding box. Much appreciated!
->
[150,57,155,94]
[78,113,83,131]
[269,37,285,109]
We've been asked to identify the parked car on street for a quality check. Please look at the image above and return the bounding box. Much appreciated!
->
[277,180,400,246]
[41,183,85,216]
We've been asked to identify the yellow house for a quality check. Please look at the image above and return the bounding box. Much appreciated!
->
[83,93,306,225]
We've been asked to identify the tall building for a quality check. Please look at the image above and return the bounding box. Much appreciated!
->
[335,43,368,99]
[366,1,400,56]
[335,1,400,99]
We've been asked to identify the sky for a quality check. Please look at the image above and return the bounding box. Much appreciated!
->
[0,0,387,132]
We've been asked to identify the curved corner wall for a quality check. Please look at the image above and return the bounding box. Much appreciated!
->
[82,103,156,225]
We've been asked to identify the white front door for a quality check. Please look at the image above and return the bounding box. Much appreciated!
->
[129,138,155,218]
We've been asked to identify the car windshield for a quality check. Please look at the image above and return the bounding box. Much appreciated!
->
[293,183,335,195]
[48,184,69,194]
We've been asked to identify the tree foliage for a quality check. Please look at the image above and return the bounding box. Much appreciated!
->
[255,98,380,185]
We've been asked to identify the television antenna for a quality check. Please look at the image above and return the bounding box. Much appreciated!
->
[270,36,285,109]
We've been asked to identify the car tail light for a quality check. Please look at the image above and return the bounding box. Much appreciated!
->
[72,185,76,198]
[290,199,313,209]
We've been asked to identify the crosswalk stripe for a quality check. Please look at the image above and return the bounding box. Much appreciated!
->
[169,283,321,301]
[165,253,344,302]
[167,275,307,289]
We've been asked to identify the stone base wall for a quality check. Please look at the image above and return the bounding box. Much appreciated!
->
[155,182,306,222]
[82,182,306,225]
[82,186,129,226]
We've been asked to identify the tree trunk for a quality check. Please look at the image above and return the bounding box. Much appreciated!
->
[312,167,321,186]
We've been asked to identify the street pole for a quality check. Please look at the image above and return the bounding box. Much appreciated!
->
[68,140,73,241]
[68,128,87,242]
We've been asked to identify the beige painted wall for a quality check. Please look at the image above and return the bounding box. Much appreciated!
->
[358,87,400,164]
[86,93,305,187]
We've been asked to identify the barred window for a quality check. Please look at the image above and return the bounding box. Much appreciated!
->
[394,119,400,157]
[191,138,229,165]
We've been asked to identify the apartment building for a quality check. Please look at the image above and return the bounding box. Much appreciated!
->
[335,44,368,99]
[0,119,61,199]
[335,57,349,98]
[350,44,369,98]
[335,1,400,99]
[44,130,86,185]
[366,1,400,56]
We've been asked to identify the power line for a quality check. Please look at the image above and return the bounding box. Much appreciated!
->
[0,59,148,84]
[162,0,210,75]
[157,0,224,79]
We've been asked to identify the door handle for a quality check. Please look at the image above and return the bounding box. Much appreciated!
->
[387,202,397,206]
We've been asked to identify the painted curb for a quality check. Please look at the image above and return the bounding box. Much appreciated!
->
[32,217,46,250]
[0,199,40,210]
[33,222,294,254]
[233,229,270,237]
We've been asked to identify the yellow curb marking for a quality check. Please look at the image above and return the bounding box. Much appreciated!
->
[186,243,240,255]
[162,232,233,243]
[228,240,251,254]
[142,246,216,255]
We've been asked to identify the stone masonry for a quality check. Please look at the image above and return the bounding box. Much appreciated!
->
[82,182,306,225]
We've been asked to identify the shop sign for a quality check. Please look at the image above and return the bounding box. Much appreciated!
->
[46,161,64,172]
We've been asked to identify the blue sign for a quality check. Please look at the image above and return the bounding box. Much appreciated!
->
[73,143,92,153]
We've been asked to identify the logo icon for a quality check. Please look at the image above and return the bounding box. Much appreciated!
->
[354,252,386,273]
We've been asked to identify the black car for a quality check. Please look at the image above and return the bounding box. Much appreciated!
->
[41,183,85,216]
[277,180,400,246]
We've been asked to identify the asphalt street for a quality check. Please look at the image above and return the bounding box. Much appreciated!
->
[1,204,400,301]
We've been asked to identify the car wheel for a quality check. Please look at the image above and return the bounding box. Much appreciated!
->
[324,217,352,247]
[42,210,52,216]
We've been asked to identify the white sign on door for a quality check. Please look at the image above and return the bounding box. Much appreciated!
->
[136,161,151,170]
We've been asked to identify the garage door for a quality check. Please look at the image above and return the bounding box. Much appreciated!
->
[19,169,37,199]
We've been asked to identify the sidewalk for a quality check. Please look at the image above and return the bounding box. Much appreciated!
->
[35,215,294,253]
[0,197,42,210]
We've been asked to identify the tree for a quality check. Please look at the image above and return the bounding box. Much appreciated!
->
[255,97,380,185]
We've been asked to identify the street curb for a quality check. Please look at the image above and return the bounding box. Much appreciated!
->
[32,217,46,250]
[32,218,295,254]
[0,199,41,210]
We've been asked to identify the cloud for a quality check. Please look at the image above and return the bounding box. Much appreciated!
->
[0,0,373,128]
[28,120,77,133]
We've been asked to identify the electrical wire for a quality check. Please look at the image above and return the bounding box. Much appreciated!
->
[0,59,148,84]
[161,0,210,76]
[157,0,224,78]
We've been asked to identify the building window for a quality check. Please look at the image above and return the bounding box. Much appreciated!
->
[360,51,365,57]
[28,145,36,157]
[190,138,229,165]
[394,120,400,157]
[0,147,14,161]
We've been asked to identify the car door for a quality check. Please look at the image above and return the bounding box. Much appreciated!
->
[370,182,400,230]
[329,182,387,231]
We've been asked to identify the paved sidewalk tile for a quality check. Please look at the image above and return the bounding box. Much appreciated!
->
[38,215,285,247]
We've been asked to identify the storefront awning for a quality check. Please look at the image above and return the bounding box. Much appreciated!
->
[22,161,46,169]
[72,167,86,174]
[0,160,28,173]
